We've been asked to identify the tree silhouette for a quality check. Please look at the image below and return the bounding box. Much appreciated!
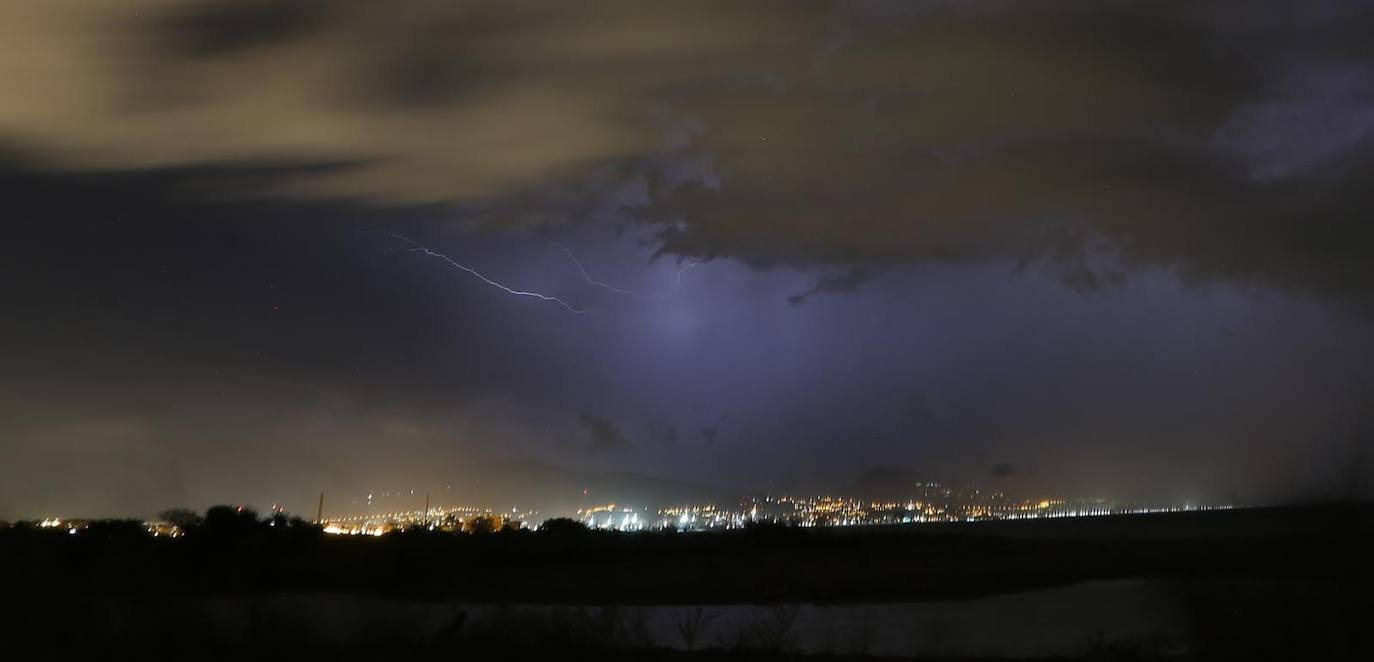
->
[463,515,501,535]
[78,519,147,542]
[158,508,203,531]
[202,505,261,537]
[537,517,589,536]
[675,606,719,651]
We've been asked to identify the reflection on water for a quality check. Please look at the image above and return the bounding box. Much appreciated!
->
[83,579,1188,657]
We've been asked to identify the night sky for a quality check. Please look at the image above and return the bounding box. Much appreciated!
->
[3,1,1373,519]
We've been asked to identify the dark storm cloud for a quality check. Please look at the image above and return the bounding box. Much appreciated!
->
[787,267,876,306]
[3,157,1372,515]
[658,426,679,446]
[902,391,946,429]
[577,413,632,452]
[1,1,1371,298]
[4,1,1374,519]
[699,414,729,447]
[1017,226,1129,294]
[156,0,329,59]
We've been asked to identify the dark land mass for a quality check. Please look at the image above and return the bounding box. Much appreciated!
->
[2,504,1371,659]
[5,505,1368,602]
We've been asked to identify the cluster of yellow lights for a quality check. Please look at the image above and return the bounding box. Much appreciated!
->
[643,490,1214,530]
[323,504,491,524]
[658,504,719,516]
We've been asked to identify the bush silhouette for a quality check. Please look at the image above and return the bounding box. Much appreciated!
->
[201,505,262,537]
[538,517,589,536]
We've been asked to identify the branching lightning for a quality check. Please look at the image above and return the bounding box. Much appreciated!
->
[389,234,590,313]
[669,260,700,293]
[554,243,637,295]
[554,241,701,299]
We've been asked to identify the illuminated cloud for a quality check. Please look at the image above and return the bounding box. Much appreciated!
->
[0,1,1370,297]
[3,1,1373,518]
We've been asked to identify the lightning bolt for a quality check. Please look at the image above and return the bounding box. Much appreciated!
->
[554,242,701,299]
[669,260,699,292]
[389,233,590,313]
[553,242,637,295]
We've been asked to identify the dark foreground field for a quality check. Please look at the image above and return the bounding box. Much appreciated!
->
[3,505,1371,659]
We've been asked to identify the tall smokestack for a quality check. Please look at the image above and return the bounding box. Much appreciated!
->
[316,493,325,524]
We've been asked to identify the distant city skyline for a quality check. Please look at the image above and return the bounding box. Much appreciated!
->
[3,472,1239,535]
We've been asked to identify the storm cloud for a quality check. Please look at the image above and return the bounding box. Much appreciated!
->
[2,1,1373,519]
[1,1,1371,298]
[578,413,633,452]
